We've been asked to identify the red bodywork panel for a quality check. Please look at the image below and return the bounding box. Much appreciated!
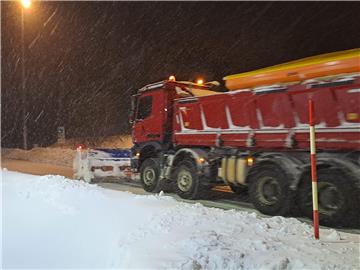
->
[172,78,360,151]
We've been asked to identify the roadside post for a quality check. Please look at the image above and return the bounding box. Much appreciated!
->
[308,99,320,240]
[57,126,66,144]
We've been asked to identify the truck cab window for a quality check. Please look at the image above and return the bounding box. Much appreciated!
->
[137,96,152,120]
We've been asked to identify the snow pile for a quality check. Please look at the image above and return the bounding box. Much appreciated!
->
[2,135,132,169]
[98,134,133,148]
[2,170,359,269]
[51,134,133,149]
[2,147,75,167]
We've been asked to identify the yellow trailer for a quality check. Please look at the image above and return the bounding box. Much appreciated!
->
[224,48,360,90]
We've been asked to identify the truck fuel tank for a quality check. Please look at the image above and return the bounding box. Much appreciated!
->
[220,156,251,185]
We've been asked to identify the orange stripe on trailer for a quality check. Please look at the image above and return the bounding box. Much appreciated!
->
[212,186,232,193]
[224,48,360,90]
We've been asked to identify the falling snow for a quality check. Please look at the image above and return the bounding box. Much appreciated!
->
[2,2,360,147]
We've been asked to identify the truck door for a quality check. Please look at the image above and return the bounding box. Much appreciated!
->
[133,90,166,143]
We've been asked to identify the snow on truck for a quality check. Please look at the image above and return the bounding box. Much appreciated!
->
[129,49,360,226]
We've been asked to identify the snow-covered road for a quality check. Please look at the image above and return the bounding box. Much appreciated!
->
[2,169,359,269]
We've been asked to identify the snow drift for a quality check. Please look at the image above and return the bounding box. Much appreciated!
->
[2,170,359,269]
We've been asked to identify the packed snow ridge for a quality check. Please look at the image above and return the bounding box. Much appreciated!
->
[2,170,359,269]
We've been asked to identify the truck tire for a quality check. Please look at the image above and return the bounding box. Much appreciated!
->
[248,163,294,216]
[140,158,162,193]
[298,168,358,227]
[174,159,201,200]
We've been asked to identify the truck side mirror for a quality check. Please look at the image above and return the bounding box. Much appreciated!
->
[128,112,135,125]
[129,95,138,125]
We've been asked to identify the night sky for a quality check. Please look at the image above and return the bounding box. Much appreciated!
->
[2,1,360,148]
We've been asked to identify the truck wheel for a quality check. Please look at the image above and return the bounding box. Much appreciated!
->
[248,164,294,216]
[228,183,247,195]
[174,159,201,200]
[140,158,162,193]
[298,168,357,226]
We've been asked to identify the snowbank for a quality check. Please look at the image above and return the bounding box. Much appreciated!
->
[52,134,133,149]
[1,135,132,169]
[2,170,359,269]
[2,147,75,167]
[98,134,132,148]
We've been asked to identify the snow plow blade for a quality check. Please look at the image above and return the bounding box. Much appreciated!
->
[73,148,132,182]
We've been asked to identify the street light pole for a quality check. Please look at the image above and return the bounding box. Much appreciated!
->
[20,0,31,150]
[21,7,28,150]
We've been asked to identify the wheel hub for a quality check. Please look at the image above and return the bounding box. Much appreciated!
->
[177,169,193,192]
[257,176,281,205]
[143,168,156,186]
[318,182,343,214]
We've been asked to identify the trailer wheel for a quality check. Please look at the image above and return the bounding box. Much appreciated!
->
[140,158,162,193]
[248,163,294,216]
[298,168,358,226]
[174,159,201,200]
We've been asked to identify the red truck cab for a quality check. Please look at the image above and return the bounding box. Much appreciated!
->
[130,79,219,146]
[131,82,172,144]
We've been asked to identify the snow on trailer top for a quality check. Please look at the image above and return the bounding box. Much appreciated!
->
[137,72,360,103]
[138,49,360,97]
[138,78,222,97]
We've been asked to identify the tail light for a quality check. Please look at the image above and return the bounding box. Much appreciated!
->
[76,144,86,150]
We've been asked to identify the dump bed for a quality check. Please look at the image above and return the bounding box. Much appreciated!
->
[173,73,360,150]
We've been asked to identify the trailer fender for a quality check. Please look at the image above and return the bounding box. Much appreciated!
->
[248,153,303,190]
[298,156,360,188]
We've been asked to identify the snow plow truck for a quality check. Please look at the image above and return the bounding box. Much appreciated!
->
[129,49,360,226]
